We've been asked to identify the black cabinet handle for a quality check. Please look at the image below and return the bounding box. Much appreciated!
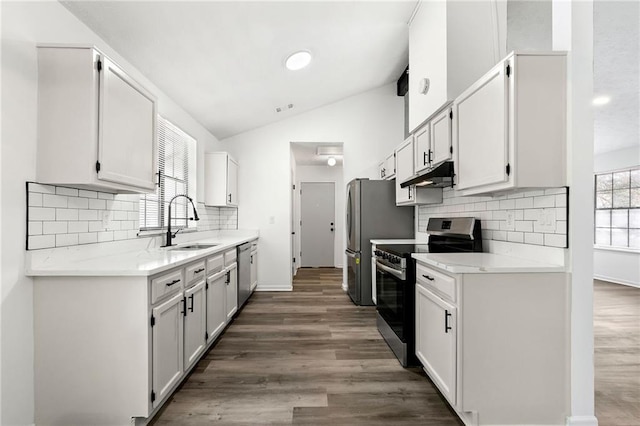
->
[408,187,412,200]
[188,294,194,312]
[445,310,452,333]
[250,255,253,264]
[428,149,433,163]
[423,151,428,165]
[194,268,205,274]
[166,279,181,287]
[225,271,230,285]
[422,274,434,281]
[228,193,232,203]
[181,297,187,316]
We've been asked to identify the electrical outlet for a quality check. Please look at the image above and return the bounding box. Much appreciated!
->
[102,211,112,229]
[269,216,275,225]
[536,209,556,232]
[505,210,515,230]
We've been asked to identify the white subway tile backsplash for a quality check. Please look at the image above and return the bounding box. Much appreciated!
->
[418,187,567,248]
[56,208,79,221]
[27,183,237,250]
[43,221,67,235]
[56,187,78,197]
[79,210,98,221]
[43,194,67,208]
[29,193,43,207]
[89,199,106,210]
[29,235,56,250]
[56,233,79,247]
[78,189,98,199]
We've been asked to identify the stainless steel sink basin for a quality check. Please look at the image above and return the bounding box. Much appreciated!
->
[170,243,219,251]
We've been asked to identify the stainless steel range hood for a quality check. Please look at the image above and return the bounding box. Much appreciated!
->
[400,161,455,188]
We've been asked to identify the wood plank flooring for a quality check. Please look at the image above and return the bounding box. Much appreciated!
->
[594,280,640,426]
[150,268,461,425]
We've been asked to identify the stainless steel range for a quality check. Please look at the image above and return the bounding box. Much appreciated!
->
[375,217,482,367]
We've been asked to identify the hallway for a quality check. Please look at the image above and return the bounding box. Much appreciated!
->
[151,268,461,424]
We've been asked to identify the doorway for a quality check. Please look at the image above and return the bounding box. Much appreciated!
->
[300,182,335,267]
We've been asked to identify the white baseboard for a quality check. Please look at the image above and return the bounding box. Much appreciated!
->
[255,284,293,292]
[341,282,347,291]
[566,415,598,426]
[593,274,640,288]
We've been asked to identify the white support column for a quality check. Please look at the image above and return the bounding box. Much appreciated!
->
[552,1,597,425]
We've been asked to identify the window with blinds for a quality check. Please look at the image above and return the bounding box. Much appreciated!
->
[594,167,640,249]
[139,116,196,231]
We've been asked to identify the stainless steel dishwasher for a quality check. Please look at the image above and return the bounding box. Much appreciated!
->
[237,242,252,308]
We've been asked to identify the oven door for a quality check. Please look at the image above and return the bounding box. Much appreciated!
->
[375,260,408,342]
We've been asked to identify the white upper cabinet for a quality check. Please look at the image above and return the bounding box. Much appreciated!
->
[37,46,158,193]
[430,107,453,166]
[205,152,239,207]
[395,137,443,206]
[414,124,431,174]
[454,52,567,195]
[409,0,499,133]
[378,152,396,180]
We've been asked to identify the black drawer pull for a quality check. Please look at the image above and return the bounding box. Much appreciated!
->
[445,310,452,333]
[194,268,205,274]
[166,279,181,286]
[422,274,435,281]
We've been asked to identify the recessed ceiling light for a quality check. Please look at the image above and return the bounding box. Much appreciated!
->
[327,157,337,167]
[593,95,611,106]
[285,51,312,71]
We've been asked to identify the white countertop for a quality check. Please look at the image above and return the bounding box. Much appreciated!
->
[26,230,258,277]
[412,252,566,274]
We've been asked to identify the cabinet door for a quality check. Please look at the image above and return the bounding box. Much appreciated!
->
[455,63,509,190]
[206,270,227,344]
[395,138,414,204]
[152,292,184,408]
[250,250,258,291]
[225,265,238,320]
[184,281,206,370]
[98,56,157,191]
[384,153,396,180]
[227,158,238,207]
[414,124,431,173]
[415,284,457,406]
[431,108,452,165]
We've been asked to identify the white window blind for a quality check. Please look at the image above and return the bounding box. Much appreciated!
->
[139,116,195,230]
[594,167,640,249]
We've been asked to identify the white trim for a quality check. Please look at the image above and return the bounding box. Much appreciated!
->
[255,284,292,292]
[566,415,599,426]
[593,274,640,288]
[593,245,640,254]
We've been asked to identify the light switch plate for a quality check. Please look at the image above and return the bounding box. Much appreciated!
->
[535,208,556,232]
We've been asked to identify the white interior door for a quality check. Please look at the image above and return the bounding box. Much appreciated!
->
[300,182,335,267]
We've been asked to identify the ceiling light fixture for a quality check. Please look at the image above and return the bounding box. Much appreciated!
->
[327,157,337,167]
[285,50,312,71]
[592,95,611,106]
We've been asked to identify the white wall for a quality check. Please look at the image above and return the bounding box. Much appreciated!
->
[0,2,222,424]
[593,146,640,287]
[223,84,404,290]
[296,165,345,269]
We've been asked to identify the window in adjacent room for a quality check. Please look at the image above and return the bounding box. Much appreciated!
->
[139,116,197,231]
[594,167,640,249]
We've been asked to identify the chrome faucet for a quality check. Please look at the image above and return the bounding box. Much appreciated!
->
[162,194,200,247]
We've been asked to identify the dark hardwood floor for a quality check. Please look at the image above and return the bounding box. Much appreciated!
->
[150,268,462,425]
[594,279,640,426]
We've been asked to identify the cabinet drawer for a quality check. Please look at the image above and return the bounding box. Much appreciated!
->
[206,254,224,275]
[150,269,183,304]
[185,260,206,287]
[224,248,237,265]
[416,263,456,303]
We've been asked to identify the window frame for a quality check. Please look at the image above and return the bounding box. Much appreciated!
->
[593,166,640,251]
[139,116,197,232]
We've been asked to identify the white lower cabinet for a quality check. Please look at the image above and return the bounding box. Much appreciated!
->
[225,263,238,320]
[414,261,570,425]
[151,291,184,408]
[206,269,228,344]
[415,284,457,406]
[183,280,207,370]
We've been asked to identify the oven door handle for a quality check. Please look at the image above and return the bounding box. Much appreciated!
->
[376,260,406,281]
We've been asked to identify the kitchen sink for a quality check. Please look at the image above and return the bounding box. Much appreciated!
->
[170,243,219,251]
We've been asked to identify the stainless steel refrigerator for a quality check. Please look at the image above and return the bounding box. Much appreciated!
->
[345,178,414,305]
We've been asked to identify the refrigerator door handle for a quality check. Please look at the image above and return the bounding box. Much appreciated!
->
[345,250,359,259]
